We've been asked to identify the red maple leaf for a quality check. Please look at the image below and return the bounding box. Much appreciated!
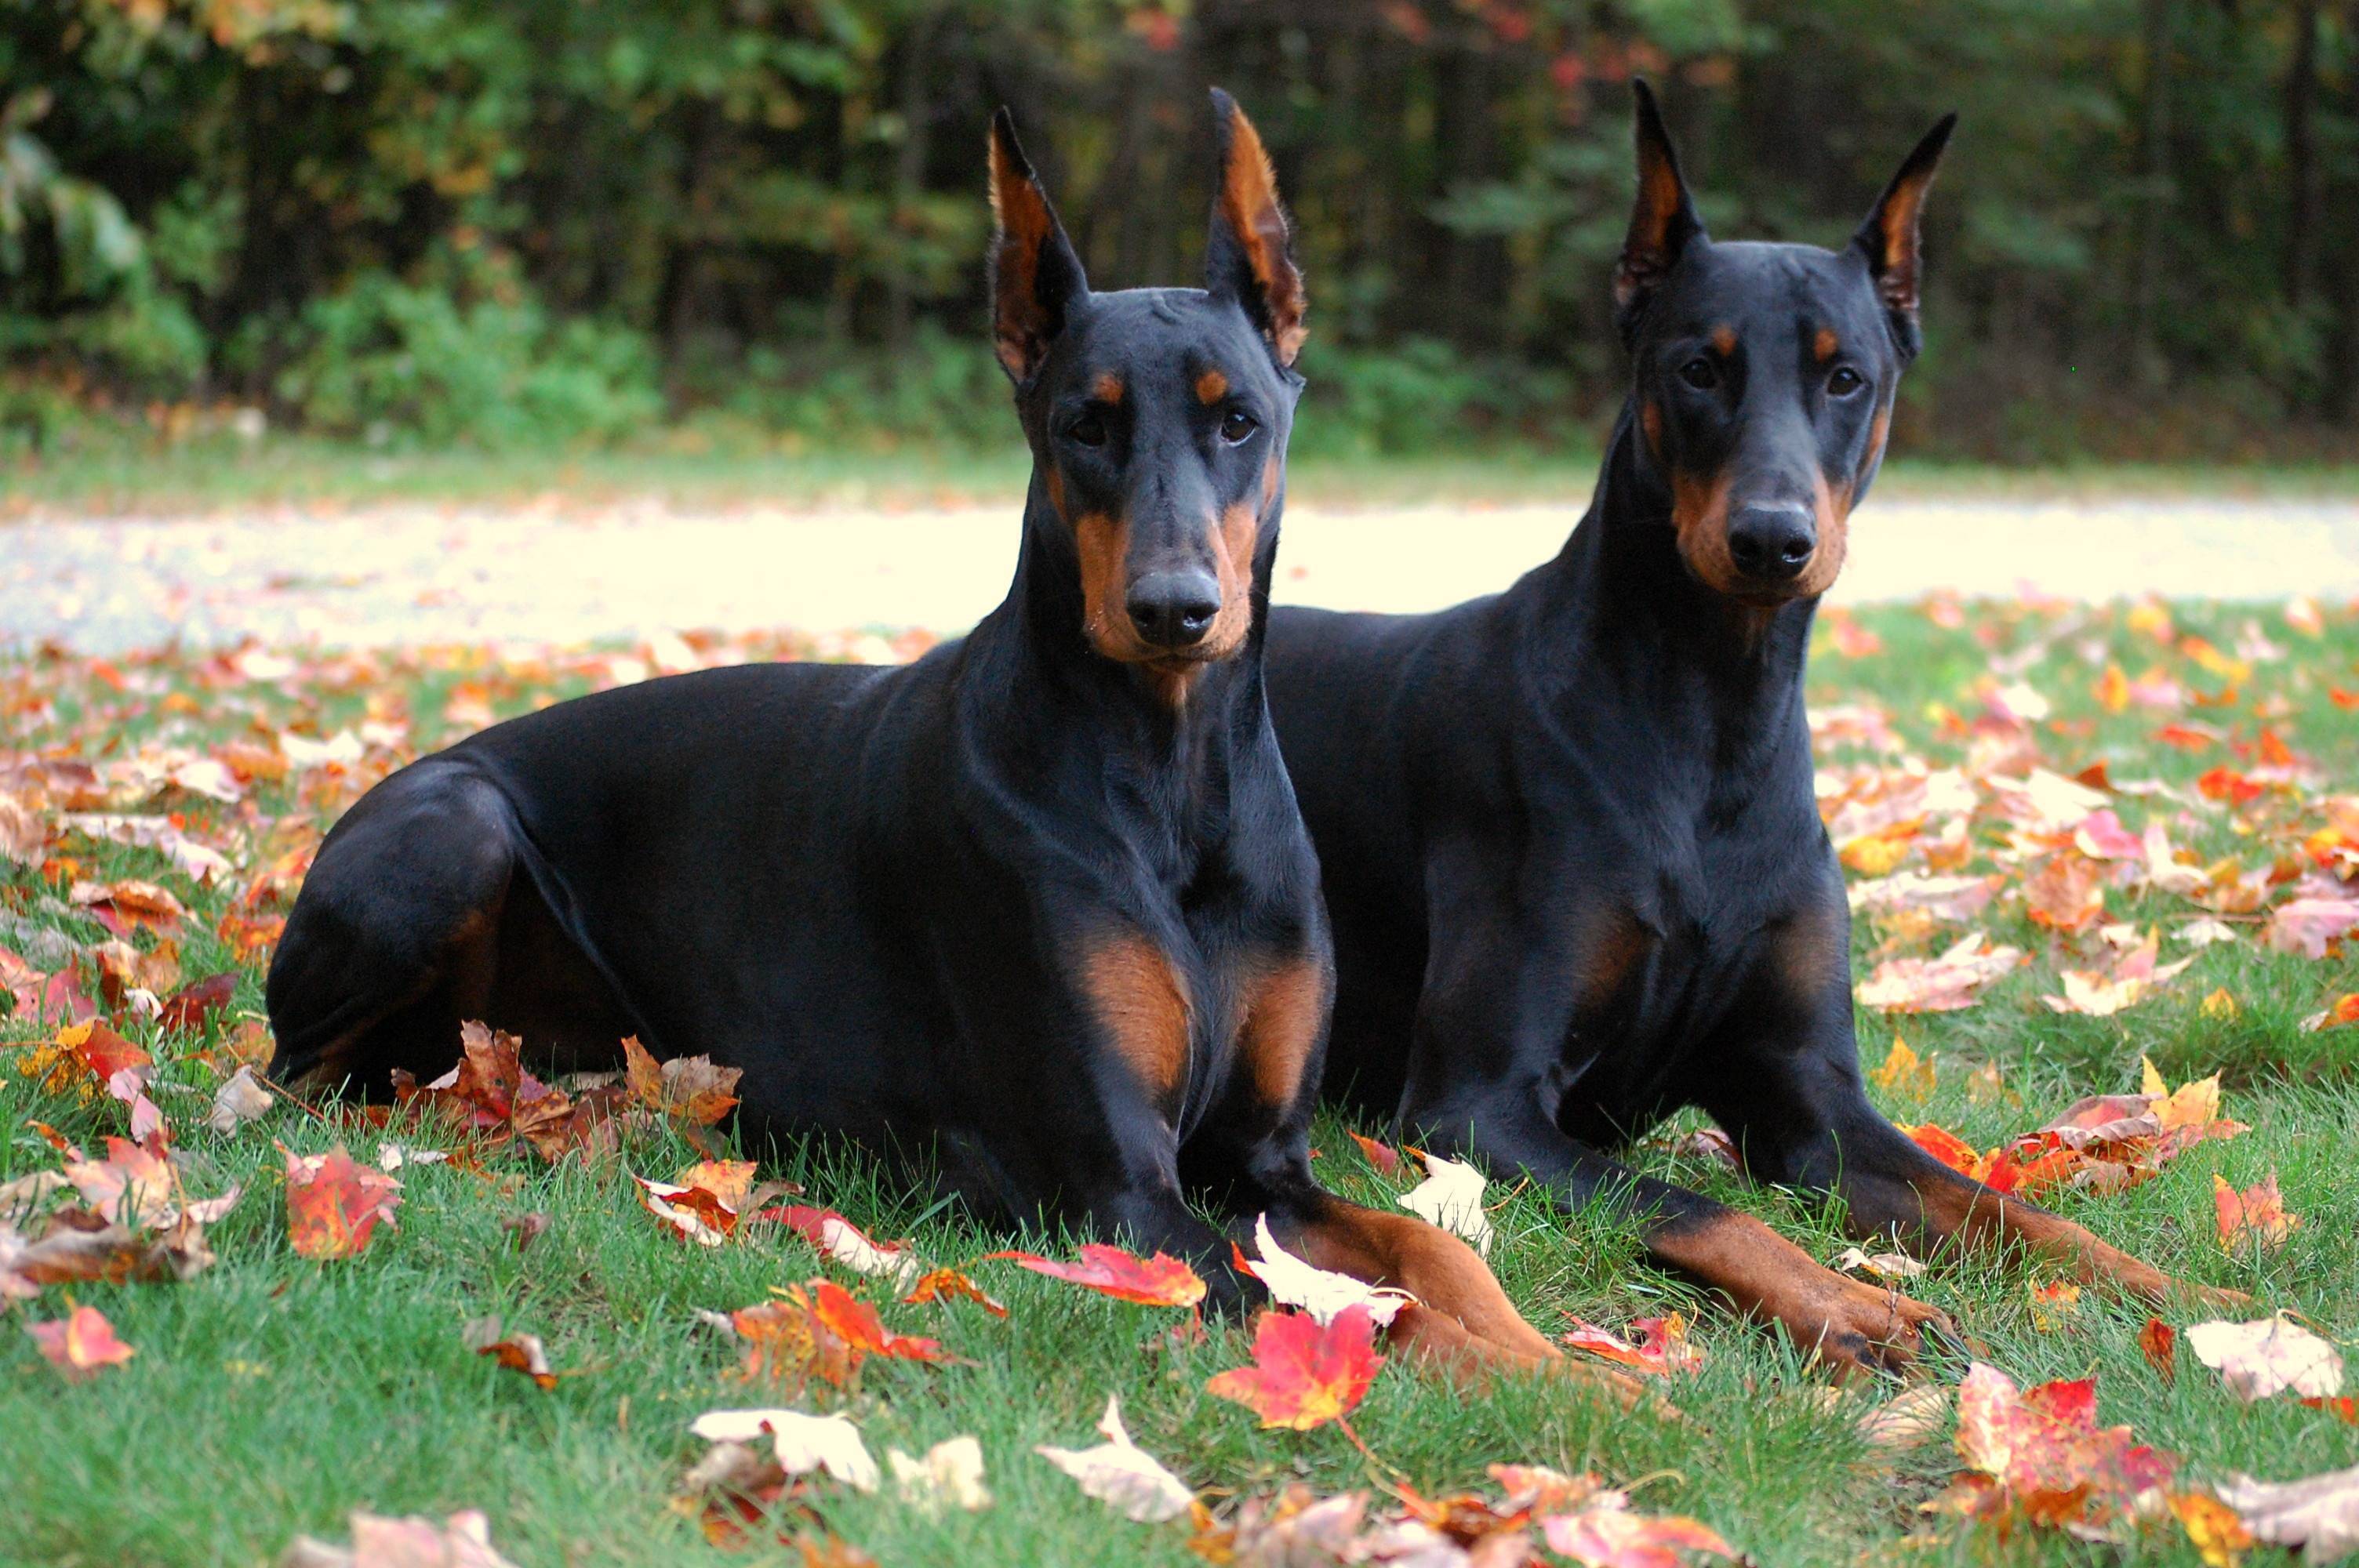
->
[282,1143,403,1258]
[989,1243,1207,1308]
[1206,1305,1383,1431]
[158,972,237,1032]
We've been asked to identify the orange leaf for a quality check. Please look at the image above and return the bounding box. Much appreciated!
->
[1945,1363,2178,1532]
[989,1243,1207,1308]
[26,1303,136,1381]
[282,1143,403,1259]
[620,1033,742,1126]
[1206,1306,1383,1431]
[1560,1314,1703,1376]
[2298,1395,2359,1425]
[902,1267,1009,1318]
[2213,1173,2299,1254]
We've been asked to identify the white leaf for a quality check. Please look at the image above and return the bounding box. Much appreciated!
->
[889,1435,991,1515]
[205,1066,274,1135]
[1242,1213,1412,1327]
[814,1213,922,1290]
[2186,1314,2345,1400]
[2219,1463,2359,1563]
[689,1408,878,1492]
[1036,1395,1195,1524]
[1397,1151,1493,1257]
[1831,1245,1927,1281]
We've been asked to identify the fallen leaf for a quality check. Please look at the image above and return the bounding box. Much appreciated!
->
[27,1302,135,1381]
[1867,1036,1937,1102]
[2186,1314,2345,1401]
[888,1435,990,1515]
[2266,897,2359,958]
[764,1205,922,1290]
[502,1211,549,1251]
[1394,1149,1492,1256]
[900,1266,1008,1317]
[1856,933,2023,1012]
[276,1509,522,1568]
[1206,1305,1383,1431]
[2171,1490,2256,1568]
[1939,1362,2178,1534]
[690,1407,880,1492]
[1541,1498,1739,1568]
[1561,1314,1703,1377]
[2024,855,2107,932]
[989,1242,1207,1308]
[2216,1464,2359,1563]
[1233,1212,1412,1327]
[1035,1394,1196,1523]
[1832,1245,1926,1281]
[2028,1280,2082,1333]
[462,1315,561,1390]
[282,1144,402,1259]
[205,1065,274,1135]
[2215,1174,2299,1255]
[620,1033,742,1125]
[158,972,238,1032]
[2141,1318,2178,1382]
[2041,936,2193,1016]
[1347,1131,1402,1176]
[1859,1382,1954,1453]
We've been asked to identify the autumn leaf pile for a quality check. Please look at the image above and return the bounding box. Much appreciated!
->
[4,596,2356,1565]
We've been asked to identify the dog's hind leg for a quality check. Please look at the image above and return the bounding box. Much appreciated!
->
[265,760,519,1095]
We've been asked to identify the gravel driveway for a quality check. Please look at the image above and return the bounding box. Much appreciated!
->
[5,494,2355,654]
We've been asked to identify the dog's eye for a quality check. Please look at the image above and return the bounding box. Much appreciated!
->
[1677,357,1719,391]
[1068,412,1108,448]
[1219,409,1258,445]
[1826,366,1864,397]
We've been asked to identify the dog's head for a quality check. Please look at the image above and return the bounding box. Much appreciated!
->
[989,91,1305,695]
[1615,82,1954,607]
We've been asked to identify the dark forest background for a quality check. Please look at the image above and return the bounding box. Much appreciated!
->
[2,0,2354,463]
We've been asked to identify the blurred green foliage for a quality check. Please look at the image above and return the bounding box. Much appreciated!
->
[1,0,2353,461]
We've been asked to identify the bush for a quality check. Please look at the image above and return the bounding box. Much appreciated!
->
[268,252,662,449]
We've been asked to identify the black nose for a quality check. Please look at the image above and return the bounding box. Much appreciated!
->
[1126,569,1222,649]
[1725,506,1816,581]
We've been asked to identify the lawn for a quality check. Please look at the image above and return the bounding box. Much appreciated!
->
[2,591,2356,1567]
[5,433,2359,519]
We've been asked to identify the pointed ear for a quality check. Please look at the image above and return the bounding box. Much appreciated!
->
[1205,88,1307,368]
[1852,113,1957,357]
[988,107,1088,385]
[1614,79,1706,339]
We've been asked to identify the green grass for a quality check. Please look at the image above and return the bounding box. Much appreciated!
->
[5,432,2359,518]
[3,597,2357,1566]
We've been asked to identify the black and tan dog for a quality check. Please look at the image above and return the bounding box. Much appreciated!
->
[1267,85,2232,1377]
[265,94,1595,1379]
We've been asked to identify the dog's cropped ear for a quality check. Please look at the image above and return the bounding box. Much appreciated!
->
[1615,79,1706,340]
[988,108,1089,385]
[1205,89,1307,368]
[1852,114,1957,358]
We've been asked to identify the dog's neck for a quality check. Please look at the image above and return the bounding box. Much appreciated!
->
[1539,405,1819,771]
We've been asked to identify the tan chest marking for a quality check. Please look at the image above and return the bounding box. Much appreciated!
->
[1236,954,1329,1110]
[1081,935,1192,1095]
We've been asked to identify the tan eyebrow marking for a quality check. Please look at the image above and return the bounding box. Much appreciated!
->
[1813,328,1841,362]
[1195,368,1228,405]
[1092,372,1125,405]
[1710,325,1737,357]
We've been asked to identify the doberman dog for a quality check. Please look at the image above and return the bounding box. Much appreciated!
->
[1266,84,2234,1378]
[264,93,1598,1382]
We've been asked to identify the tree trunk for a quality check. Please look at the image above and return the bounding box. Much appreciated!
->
[2127,0,2175,379]
[887,10,940,353]
[2282,0,2320,307]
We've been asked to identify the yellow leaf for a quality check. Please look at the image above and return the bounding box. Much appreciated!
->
[2169,1491,2253,1568]
[1868,1036,1936,1102]
[2141,1056,2170,1098]
[2201,988,2239,1019]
